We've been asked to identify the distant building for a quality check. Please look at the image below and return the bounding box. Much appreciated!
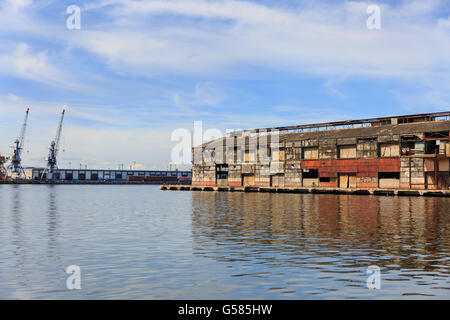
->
[192,112,450,190]
[28,168,191,183]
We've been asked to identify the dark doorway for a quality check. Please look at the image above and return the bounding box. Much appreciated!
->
[216,164,229,186]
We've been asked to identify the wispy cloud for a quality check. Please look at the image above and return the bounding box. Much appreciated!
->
[64,0,449,79]
[0,43,68,87]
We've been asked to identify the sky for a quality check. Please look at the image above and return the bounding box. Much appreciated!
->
[0,0,449,170]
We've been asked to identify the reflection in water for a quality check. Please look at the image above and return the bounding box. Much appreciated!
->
[47,186,61,263]
[11,186,25,267]
[0,185,448,299]
[191,192,450,297]
[8,185,33,293]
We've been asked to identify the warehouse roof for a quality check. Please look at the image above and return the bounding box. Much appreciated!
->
[197,117,450,148]
[280,119,450,142]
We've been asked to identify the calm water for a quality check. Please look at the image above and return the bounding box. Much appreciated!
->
[0,185,449,299]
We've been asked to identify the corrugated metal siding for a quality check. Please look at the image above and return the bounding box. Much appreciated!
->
[302,159,400,177]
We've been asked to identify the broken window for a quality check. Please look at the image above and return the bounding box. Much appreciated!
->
[302,168,318,178]
[379,172,400,179]
[319,177,337,182]
[216,164,229,180]
[401,136,422,155]
[357,137,377,143]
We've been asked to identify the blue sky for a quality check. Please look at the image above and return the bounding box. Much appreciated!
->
[0,0,449,170]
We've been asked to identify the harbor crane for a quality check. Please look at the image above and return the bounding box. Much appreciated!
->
[7,108,30,178]
[41,109,65,180]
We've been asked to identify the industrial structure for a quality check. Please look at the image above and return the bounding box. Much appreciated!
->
[6,108,30,178]
[0,155,6,181]
[191,112,450,191]
[29,168,191,184]
[41,109,65,180]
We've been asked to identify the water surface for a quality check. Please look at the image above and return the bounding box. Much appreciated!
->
[0,185,449,299]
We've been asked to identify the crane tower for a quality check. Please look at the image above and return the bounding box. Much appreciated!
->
[41,109,65,180]
[7,108,30,178]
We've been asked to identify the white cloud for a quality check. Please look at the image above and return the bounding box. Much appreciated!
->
[2,1,449,84]
[172,81,226,112]
[2,0,32,11]
[0,43,86,90]
[86,0,296,24]
[64,0,449,80]
[438,17,450,28]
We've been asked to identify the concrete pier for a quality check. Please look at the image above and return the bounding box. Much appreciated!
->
[160,185,450,197]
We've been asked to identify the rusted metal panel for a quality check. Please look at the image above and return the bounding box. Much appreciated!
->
[357,171,378,177]
[377,158,401,172]
[301,160,320,169]
[357,182,378,188]
[302,158,400,175]
[228,181,242,187]
[319,171,338,177]
[192,181,216,186]
[439,159,450,171]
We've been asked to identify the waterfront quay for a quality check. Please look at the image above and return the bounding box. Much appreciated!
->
[161,184,450,197]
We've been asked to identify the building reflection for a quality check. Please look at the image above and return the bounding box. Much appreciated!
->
[191,192,450,272]
[47,185,61,263]
[10,185,27,277]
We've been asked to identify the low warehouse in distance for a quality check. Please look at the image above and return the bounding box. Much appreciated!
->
[26,168,192,184]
